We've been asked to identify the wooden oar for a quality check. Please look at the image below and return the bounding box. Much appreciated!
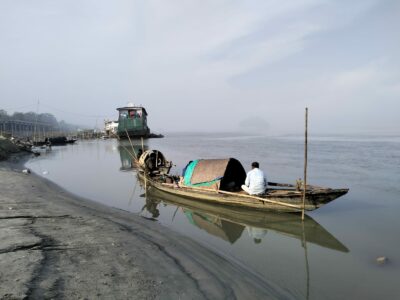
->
[268,181,324,190]
[268,182,296,188]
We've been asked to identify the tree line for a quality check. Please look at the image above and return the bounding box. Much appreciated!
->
[0,109,79,131]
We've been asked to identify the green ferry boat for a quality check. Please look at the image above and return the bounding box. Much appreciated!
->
[116,105,151,138]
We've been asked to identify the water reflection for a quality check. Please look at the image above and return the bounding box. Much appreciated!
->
[119,140,349,299]
[118,143,146,171]
[140,180,349,252]
[25,136,399,299]
[140,190,160,219]
[183,209,244,243]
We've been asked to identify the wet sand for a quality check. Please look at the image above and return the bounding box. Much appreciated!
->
[0,157,288,299]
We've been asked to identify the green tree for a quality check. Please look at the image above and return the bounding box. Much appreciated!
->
[12,112,25,121]
[0,110,8,120]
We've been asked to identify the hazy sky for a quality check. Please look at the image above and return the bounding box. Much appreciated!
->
[0,0,399,134]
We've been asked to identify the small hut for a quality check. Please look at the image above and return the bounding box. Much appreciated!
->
[182,158,246,191]
[116,104,150,138]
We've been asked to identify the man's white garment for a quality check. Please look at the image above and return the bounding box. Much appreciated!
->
[242,168,267,195]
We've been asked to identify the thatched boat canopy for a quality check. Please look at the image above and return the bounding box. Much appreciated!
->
[183,158,246,191]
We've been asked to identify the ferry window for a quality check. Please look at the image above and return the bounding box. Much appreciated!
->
[120,110,128,118]
[129,110,136,118]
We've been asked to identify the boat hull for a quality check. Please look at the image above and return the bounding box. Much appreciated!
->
[139,173,348,212]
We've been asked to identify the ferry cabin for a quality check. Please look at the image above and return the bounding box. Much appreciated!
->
[116,106,150,138]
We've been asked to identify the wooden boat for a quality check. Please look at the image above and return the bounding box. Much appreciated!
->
[32,140,49,147]
[65,137,77,144]
[143,185,349,252]
[49,136,77,145]
[137,151,349,213]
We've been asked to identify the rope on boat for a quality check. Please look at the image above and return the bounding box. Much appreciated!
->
[125,129,138,161]
[109,131,138,163]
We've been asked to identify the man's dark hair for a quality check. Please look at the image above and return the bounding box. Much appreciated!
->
[251,162,259,168]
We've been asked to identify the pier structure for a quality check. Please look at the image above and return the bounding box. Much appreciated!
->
[0,119,58,139]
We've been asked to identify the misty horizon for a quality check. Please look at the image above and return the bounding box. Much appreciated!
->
[1,1,399,136]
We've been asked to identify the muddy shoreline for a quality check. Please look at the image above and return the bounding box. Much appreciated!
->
[0,155,289,299]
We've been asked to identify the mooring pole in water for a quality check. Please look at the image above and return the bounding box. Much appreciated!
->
[141,137,144,153]
[301,220,310,299]
[302,107,308,220]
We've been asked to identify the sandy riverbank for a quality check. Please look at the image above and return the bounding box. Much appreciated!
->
[0,157,288,299]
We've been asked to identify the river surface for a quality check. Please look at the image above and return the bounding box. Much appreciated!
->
[26,133,400,299]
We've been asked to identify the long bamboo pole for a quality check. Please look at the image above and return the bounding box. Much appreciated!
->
[109,131,137,162]
[301,220,310,299]
[302,107,308,220]
[125,129,138,161]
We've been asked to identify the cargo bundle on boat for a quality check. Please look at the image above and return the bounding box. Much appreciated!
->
[137,150,349,213]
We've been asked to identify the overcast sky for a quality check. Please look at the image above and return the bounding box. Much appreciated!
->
[0,0,399,134]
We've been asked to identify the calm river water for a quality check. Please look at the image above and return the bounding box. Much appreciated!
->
[26,133,400,299]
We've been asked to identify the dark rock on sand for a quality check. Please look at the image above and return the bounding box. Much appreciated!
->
[0,138,21,161]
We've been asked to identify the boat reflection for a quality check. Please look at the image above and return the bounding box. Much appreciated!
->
[184,209,244,243]
[142,185,349,252]
[118,142,145,171]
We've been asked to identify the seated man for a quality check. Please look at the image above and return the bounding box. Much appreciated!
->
[241,162,267,195]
